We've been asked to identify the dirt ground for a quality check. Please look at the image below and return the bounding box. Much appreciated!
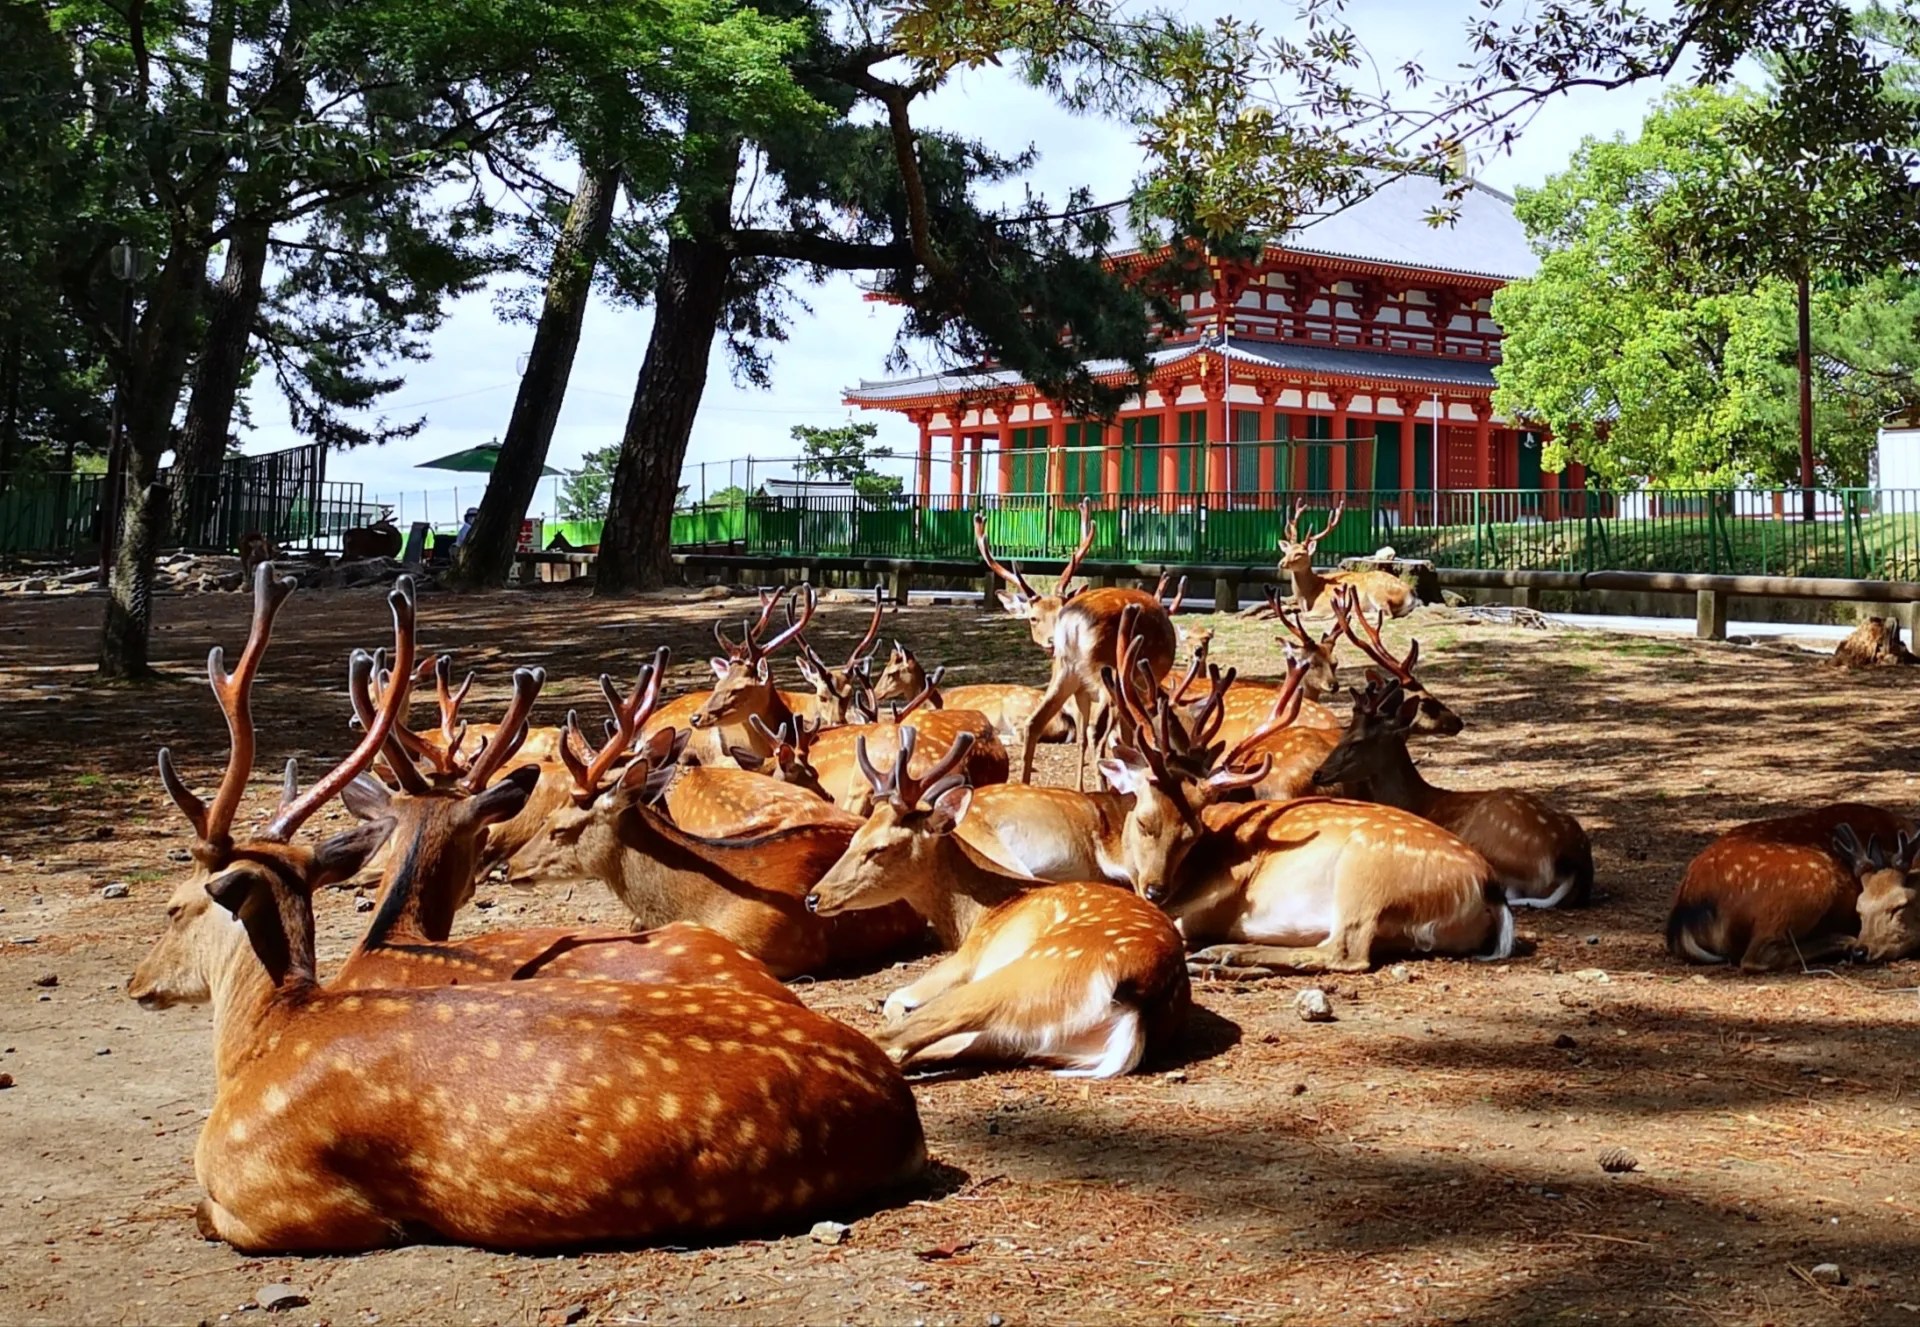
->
[2,581,1918,1327]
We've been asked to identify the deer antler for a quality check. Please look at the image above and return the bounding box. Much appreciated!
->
[457,667,545,794]
[1283,496,1309,544]
[1341,587,1419,683]
[1305,495,1348,554]
[560,646,670,800]
[761,585,817,660]
[889,664,946,721]
[264,578,421,842]
[1222,656,1311,772]
[1154,572,1188,615]
[973,512,1039,600]
[713,589,780,663]
[433,656,475,768]
[1056,498,1097,597]
[847,586,885,669]
[158,561,296,863]
[856,726,976,811]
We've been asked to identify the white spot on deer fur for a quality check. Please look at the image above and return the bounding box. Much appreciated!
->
[657,1092,682,1121]
[433,1004,454,1023]
[260,1085,289,1116]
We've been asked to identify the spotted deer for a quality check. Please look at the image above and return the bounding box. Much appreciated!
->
[1278,496,1414,619]
[976,499,1175,785]
[1311,676,1594,908]
[805,672,1010,814]
[1199,599,1347,750]
[871,642,1072,744]
[795,586,886,725]
[643,588,819,764]
[1666,806,1919,970]
[335,628,799,1002]
[804,728,1190,1077]
[538,660,927,977]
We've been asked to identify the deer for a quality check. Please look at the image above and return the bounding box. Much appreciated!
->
[805,670,1010,813]
[871,641,1073,745]
[237,530,277,579]
[537,658,929,977]
[643,588,820,764]
[1197,599,1347,750]
[795,586,886,725]
[976,499,1176,786]
[657,725,858,839]
[1666,806,1919,970]
[1277,496,1414,619]
[1310,676,1595,908]
[329,614,803,1004]
[341,511,403,561]
[803,728,1191,1078]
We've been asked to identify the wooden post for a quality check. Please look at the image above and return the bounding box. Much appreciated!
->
[1329,390,1351,498]
[1159,390,1180,501]
[1101,419,1122,496]
[914,413,932,500]
[1214,575,1239,614]
[887,567,910,606]
[1473,400,1493,490]
[1512,584,1539,610]
[1696,588,1727,642]
[1256,388,1279,493]
[1206,371,1229,495]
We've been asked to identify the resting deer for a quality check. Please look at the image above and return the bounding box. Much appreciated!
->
[658,724,856,839]
[1278,496,1414,619]
[872,641,1073,744]
[539,659,927,977]
[1198,599,1347,749]
[1667,806,1919,970]
[976,499,1175,786]
[804,729,1190,1077]
[806,671,1010,813]
[643,588,819,764]
[1311,677,1594,908]
[795,586,886,724]
[131,571,923,1253]
[335,620,800,1002]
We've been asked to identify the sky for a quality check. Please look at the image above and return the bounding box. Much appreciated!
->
[234,1,1688,526]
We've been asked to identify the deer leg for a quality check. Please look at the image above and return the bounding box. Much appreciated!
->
[882,950,976,1024]
[1186,941,1372,977]
[1070,691,1100,792]
[1741,931,1853,973]
[1020,669,1078,785]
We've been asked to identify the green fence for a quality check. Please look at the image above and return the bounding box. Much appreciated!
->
[666,487,1920,581]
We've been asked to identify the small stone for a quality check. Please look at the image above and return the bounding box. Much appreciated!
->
[354,894,374,913]
[1553,1033,1577,1050]
[810,1220,850,1245]
[1538,956,1561,973]
[100,882,130,900]
[255,1285,310,1313]
[94,1047,110,1056]
[989,1316,1005,1327]
[0,1073,13,1088]
[1291,1081,1308,1096]
[473,898,495,911]
[1162,1069,1187,1082]
[1585,935,1600,946]
[1572,968,1611,984]
[166,848,193,863]
[1387,963,1415,982]
[1808,1263,1846,1286]
[33,972,57,988]
[1295,988,1335,1022]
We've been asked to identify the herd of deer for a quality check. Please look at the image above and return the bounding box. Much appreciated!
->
[124,498,1919,1255]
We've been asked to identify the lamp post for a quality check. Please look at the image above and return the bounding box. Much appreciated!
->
[100,240,149,584]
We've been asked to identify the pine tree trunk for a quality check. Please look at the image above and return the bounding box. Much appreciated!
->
[171,221,268,544]
[595,233,732,593]
[99,332,196,678]
[450,161,620,590]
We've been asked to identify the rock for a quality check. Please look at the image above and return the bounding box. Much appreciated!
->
[354,893,374,913]
[166,848,192,863]
[1553,1033,1577,1050]
[1808,1263,1846,1286]
[1440,589,1468,608]
[1572,968,1611,984]
[94,1047,111,1056]
[0,1073,13,1089]
[810,1220,850,1245]
[100,882,130,900]
[1294,988,1335,1022]
[1387,963,1415,982]
[1584,935,1600,945]
[33,972,57,988]
[254,1285,310,1312]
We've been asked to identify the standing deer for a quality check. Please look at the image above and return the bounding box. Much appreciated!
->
[804,729,1190,1078]
[1666,806,1918,970]
[1311,677,1594,908]
[1277,496,1414,618]
[539,659,927,977]
[976,499,1175,786]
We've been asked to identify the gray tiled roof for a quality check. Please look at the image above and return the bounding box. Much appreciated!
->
[844,347,1191,402]
[1109,174,1537,282]
[1220,339,1498,389]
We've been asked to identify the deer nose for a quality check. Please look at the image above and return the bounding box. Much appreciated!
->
[1851,945,1871,963]
[1310,768,1337,787]
[804,891,822,914]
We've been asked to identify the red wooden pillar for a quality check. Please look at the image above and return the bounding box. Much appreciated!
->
[1328,389,1352,499]
[1205,377,1229,495]
[913,412,933,500]
[994,410,1014,495]
[966,430,983,499]
[1042,418,1064,498]
[1256,387,1279,496]
[1290,408,1310,491]
[946,424,963,498]
[1394,393,1418,523]
[1542,462,1562,522]
[1472,400,1493,490]
[1102,418,1122,496]
[1159,389,1180,508]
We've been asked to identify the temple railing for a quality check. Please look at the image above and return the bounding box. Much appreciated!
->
[666,487,1920,582]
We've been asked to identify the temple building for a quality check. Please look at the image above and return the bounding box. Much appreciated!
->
[844,173,1586,516]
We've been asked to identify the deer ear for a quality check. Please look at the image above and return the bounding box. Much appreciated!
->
[460,765,538,829]
[310,818,397,888]
[204,867,258,916]
[994,591,1021,615]
[341,773,393,822]
[729,747,767,771]
[795,655,822,683]
[926,784,972,834]
[1098,757,1146,796]
[709,657,731,680]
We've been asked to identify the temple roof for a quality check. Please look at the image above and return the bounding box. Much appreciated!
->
[843,337,1496,406]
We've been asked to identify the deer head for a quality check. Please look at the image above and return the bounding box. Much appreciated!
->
[693,586,815,730]
[976,499,1098,653]
[1834,826,1920,963]
[729,714,831,800]
[1277,496,1345,575]
[795,587,884,725]
[1277,601,1341,699]
[803,727,976,916]
[1310,675,1422,790]
[542,651,684,851]
[129,568,413,1007]
[1337,586,1461,735]
[870,640,928,707]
